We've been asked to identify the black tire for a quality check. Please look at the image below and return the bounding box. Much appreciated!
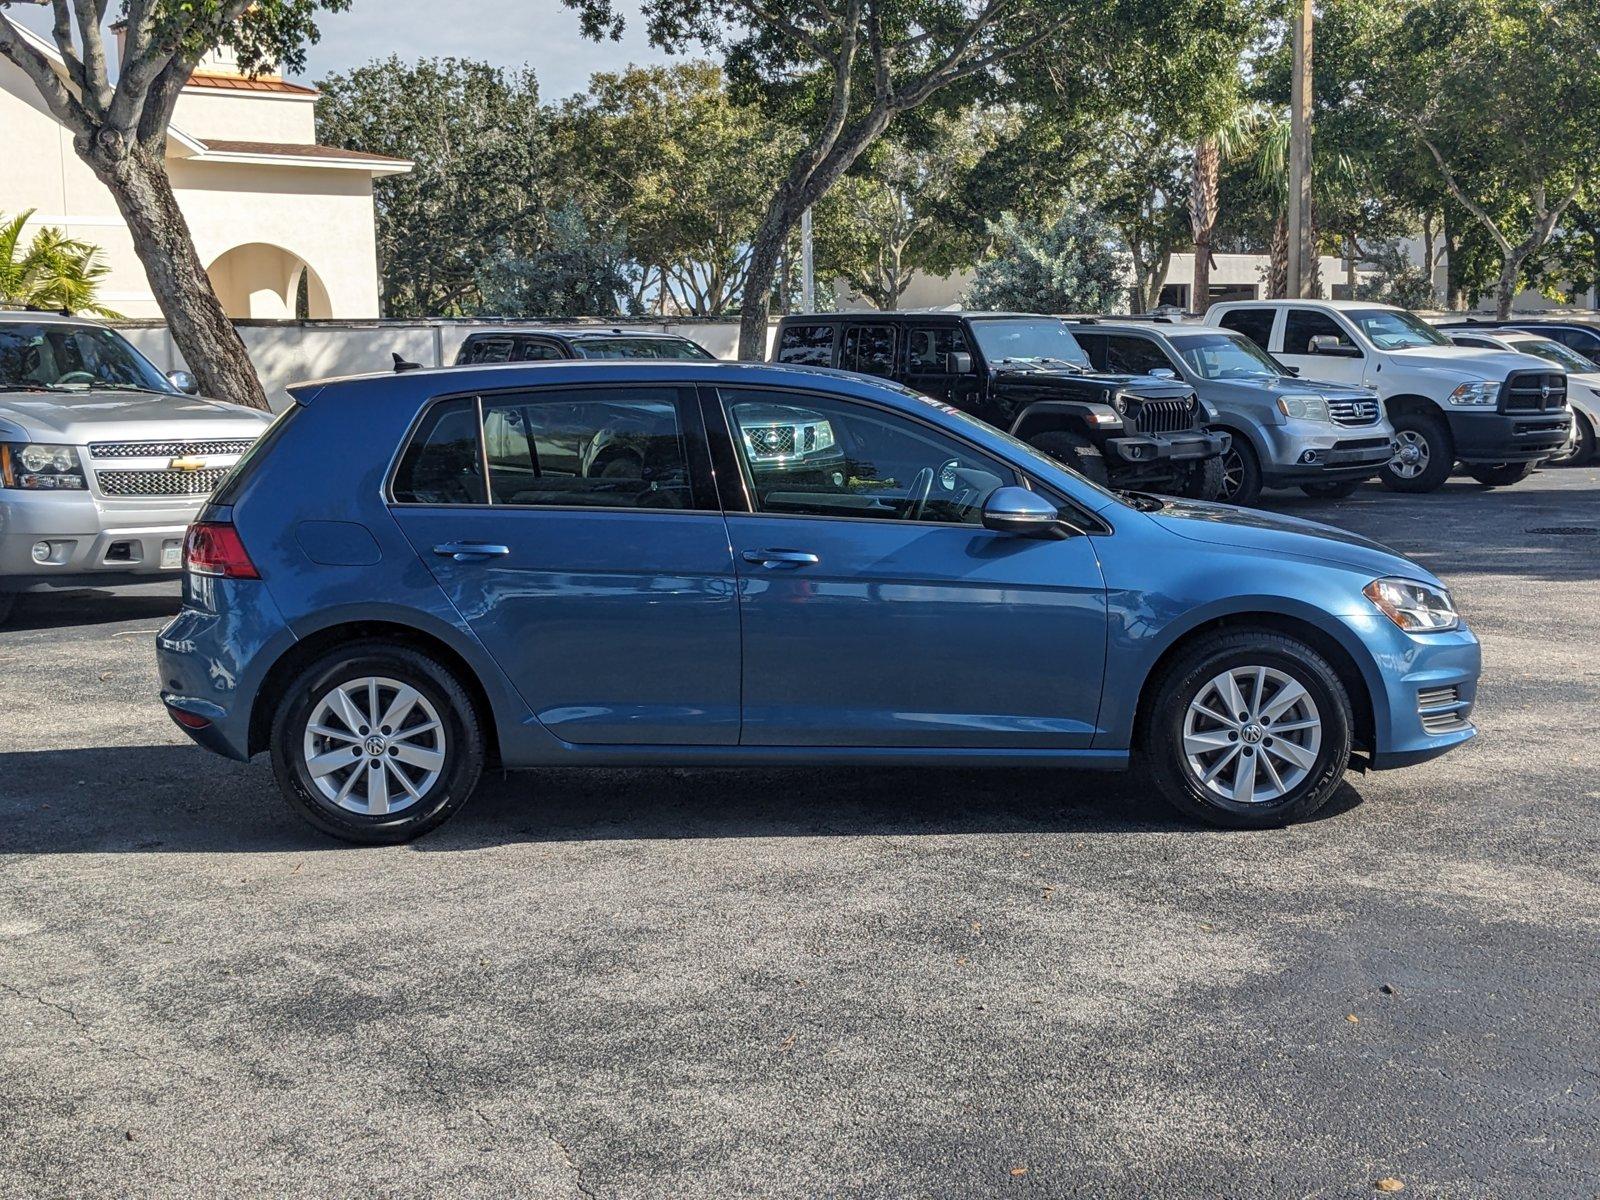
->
[1380,411,1453,493]
[1465,461,1535,488]
[0,593,14,628]
[269,641,486,844]
[1179,454,1226,501]
[1142,630,1353,829]
[1217,438,1263,506]
[1028,430,1109,485]
[1551,413,1596,467]
[1299,478,1363,499]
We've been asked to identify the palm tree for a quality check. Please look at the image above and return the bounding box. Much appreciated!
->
[1189,104,1264,314]
[1250,114,1361,298]
[0,210,120,318]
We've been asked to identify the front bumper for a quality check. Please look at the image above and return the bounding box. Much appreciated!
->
[1335,611,1482,769]
[1261,425,1395,484]
[1446,408,1570,464]
[0,489,201,592]
[1105,429,1229,468]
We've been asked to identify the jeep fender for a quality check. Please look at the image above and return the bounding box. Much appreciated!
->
[1009,401,1122,441]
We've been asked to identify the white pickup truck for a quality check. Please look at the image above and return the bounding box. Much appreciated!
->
[1204,299,1571,491]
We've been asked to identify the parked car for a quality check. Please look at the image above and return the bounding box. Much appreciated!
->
[1206,300,1570,491]
[456,327,716,364]
[1442,328,1598,466]
[1071,321,1395,505]
[0,311,271,626]
[156,359,1480,844]
[770,311,1231,499]
[1434,316,1600,361]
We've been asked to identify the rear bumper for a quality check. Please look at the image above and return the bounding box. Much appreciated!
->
[1105,430,1229,467]
[1446,409,1570,464]
[0,489,199,592]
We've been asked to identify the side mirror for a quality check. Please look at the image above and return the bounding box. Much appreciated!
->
[945,351,974,375]
[982,486,1065,538]
[167,369,198,394]
[1148,367,1177,380]
[1308,335,1360,358]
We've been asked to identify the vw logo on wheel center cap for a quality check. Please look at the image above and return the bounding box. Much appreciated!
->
[364,734,387,756]
[1240,723,1264,745]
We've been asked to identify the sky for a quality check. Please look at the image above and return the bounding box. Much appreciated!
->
[10,0,690,100]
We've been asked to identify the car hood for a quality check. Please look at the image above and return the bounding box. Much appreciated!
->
[0,389,272,444]
[991,369,1193,401]
[1384,345,1543,383]
[1143,497,1441,583]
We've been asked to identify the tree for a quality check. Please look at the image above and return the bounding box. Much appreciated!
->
[1339,0,1600,317]
[1352,240,1435,309]
[316,57,549,318]
[474,201,632,318]
[1090,119,1190,313]
[964,206,1128,313]
[563,0,1209,359]
[0,209,118,317]
[0,1,349,410]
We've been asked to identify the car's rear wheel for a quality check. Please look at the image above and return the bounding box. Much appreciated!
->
[1217,439,1263,506]
[1552,413,1595,466]
[1143,630,1353,828]
[1028,430,1108,485]
[1380,413,1453,493]
[269,642,485,844]
[1465,461,1534,487]
[1299,478,1363,499]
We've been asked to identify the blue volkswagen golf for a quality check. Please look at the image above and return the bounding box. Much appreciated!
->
[156,361,1480,843]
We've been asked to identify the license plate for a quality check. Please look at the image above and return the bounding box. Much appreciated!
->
[161,541,183,570]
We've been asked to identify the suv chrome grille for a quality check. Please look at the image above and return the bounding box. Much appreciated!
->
[747,426,796,454]
[1501,371,1566,413]
[89,438,255,459]
[1328,398,1381,426]
[96,467,230,497]
[1133,398,1196,434]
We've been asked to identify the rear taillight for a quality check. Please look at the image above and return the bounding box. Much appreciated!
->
[184,521,260,579]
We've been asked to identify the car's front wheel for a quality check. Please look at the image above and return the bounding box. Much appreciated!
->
[1143,630,1353,828]
[1217,439,1263,506]
[1380,413,1453,493]
[1028,430,1109,485]
[269,641,486,844]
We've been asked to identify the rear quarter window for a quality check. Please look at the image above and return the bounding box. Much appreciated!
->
[777,323,836,367]
[391,398,487,505]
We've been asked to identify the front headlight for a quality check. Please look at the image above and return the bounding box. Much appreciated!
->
[1447,381,1500,406]
[0,442,87,490]
[1364,576,1458,632]
[1276,394,1331,422]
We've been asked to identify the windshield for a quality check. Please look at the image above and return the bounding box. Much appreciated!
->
[571,336,713,361]
[1348,309,1450,350]
[1513,338,1597,373]
[1171,332,1285,380]
[0,323,177,394]
[967,318,1091,370]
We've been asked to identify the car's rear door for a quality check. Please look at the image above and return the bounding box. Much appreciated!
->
[387,383,741,745]
[707,385,1108,748]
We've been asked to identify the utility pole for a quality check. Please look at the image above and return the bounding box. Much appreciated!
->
[1286,0,1315,298]
[800,207,816,312]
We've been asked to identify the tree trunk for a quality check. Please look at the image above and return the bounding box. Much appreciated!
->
[737,212,791,361]
[1493,253,1525,319]
[87,141,269,410]
[1192,233,1211,314]
[1268,217,1289,299]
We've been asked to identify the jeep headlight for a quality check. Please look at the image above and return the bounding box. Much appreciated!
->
[1363,576,1458,632]
[1447,381,1499,407]
[0,442,87,490]
[1276,394,1331,422]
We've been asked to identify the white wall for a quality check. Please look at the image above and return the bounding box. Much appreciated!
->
[171,89,318,143]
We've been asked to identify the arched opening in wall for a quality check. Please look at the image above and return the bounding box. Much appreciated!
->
[207,243,334,319]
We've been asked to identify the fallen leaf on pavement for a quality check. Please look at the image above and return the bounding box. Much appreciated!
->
[1375,1178,1404,1192]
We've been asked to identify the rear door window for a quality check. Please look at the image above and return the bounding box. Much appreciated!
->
[776,323,836,367]
[513,338,566,361]
[1217,308,1277,351]
[840,324,898,378]
[1071,330,1112,371]
[1102,334,1177,375]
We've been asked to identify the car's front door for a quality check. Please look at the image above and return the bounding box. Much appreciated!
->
[709,386,1109,748]
[1275,308,1366,385]
[388,384,741,745]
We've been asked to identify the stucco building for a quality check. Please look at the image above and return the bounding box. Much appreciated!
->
[0,23,409,319]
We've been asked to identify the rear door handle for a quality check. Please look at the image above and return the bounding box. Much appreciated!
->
[433,541,511,561]
[742,548,819,568]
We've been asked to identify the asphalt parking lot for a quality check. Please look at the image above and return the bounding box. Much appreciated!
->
[2,468,1598,1199]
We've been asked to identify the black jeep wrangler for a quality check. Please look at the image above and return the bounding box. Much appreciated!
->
[770,311,1228,497]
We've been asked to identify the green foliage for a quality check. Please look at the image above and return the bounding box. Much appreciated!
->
[0,210,118,318]
[474,201,632,318]
[148,0,351,76]
[316,57,551,317]
[1352,241,1436,309]
[964,207,1129,314]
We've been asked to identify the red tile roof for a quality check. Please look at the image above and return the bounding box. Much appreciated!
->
[187,72,318,96]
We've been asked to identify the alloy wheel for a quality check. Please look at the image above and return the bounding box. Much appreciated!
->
[1220,447,1245,500]
[1182,665,1323,805]
[301,676,447,815]
[1390,430,1431,479]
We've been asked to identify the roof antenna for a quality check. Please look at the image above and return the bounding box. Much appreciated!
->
[392,351,422,373]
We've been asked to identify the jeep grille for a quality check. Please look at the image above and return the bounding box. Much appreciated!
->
[1133,399,1196,434]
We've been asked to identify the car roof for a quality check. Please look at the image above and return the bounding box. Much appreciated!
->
[778,310,1061,322]
[461,326,697,341]
[0,309,109,327]
[1084,321,1224,341]
[1208,298,1397,313]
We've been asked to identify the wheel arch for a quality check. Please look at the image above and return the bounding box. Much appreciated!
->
[1385,392,1450,434]
[248,618,502,764]
[1129,608,1379,757]
[1009,402,1101,442]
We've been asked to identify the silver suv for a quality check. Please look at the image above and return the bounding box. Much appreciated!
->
[0,311,270,624]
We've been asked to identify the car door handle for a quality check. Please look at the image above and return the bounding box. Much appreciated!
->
[742,548,820,568]
[432,541,511,561]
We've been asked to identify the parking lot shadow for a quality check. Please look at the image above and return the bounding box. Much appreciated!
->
[0,743,1365,854]
[1,587,181,632]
